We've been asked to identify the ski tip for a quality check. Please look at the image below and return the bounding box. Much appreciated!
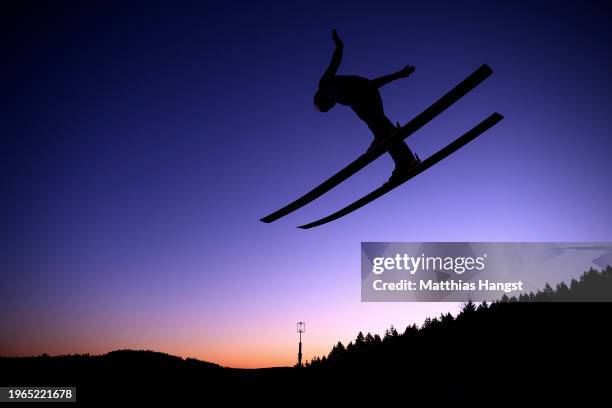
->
[260,216,273,223]
[479,63,493,76]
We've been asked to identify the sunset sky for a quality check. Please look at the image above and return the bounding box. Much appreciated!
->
[2,1,612,368]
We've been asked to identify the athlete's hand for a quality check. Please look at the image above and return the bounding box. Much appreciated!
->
[332,29,343,47]
[399,65,415,77]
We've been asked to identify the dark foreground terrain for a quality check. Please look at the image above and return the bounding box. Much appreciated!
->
[2,268,611,403]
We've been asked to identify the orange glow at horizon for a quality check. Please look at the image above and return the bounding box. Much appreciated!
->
[1,303,461,368]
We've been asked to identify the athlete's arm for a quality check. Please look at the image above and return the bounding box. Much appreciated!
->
[372,65,415,88]
[320,29,344,85]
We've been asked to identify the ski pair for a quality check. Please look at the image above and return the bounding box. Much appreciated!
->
[261,64,503,228]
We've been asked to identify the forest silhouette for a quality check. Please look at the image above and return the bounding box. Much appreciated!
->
[308,266,612,367]
[2,267,610,402]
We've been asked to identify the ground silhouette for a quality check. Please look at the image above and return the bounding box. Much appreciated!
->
[2,267,610,403]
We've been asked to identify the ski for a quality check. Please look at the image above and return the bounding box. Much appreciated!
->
[260,64,493,223]
[297,112,504,229]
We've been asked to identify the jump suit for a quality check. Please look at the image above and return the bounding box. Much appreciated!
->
[319,75,417,170]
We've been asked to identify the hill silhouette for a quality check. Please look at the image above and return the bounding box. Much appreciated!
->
[2,267,611,403]
[1,349,298,402]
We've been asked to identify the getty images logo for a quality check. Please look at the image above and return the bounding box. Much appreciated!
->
[371,253,488,275]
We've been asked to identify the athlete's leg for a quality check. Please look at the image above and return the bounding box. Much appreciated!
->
[388,139,418,168]
[367,118,418,169]
[359,87,419,172]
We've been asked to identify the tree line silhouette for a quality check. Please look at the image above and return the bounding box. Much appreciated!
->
[306,266,612,370]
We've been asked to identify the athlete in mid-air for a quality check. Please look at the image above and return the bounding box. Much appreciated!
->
[314,29,420,182]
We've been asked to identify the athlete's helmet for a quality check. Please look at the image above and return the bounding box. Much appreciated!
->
[314,90,336,112]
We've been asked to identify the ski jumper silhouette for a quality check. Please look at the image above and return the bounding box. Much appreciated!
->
[314,29,420,181]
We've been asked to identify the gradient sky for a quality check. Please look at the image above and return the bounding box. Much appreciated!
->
[2,1,612,368]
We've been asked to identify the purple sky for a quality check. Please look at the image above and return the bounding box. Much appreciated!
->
[2,1,612,367]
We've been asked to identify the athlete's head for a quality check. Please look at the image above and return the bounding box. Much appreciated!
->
[314,90,335,112]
